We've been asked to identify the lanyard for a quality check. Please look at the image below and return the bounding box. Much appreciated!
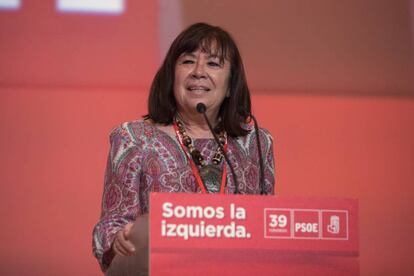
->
[173,121,227,194]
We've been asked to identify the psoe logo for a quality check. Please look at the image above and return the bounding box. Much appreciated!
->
[321,210,348,239]
[327,215,340,234]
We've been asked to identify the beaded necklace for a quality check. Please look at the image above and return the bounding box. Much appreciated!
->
[173,116,227,193]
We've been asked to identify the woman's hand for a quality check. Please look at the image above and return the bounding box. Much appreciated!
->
[107,215,149,275]
[112,223,136,256]
[112,214,149,257]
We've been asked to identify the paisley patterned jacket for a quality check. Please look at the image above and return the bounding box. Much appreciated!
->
[92,120,275,271]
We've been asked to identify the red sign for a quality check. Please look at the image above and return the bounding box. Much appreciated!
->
[149,193,359,276]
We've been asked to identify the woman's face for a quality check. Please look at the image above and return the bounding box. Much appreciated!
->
[174,47,231,119]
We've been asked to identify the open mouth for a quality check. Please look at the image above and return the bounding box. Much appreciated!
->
[187,85,211,92]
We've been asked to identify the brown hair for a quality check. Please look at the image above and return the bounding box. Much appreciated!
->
[144,22,251,137]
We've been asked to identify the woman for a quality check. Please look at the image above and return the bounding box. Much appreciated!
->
[93,22,275,275]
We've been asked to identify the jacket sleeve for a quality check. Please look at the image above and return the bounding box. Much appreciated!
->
[260,128,276,195]
[92,123,144,271]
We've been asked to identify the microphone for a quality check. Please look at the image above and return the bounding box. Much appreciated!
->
[196,103,206,113]
[196,103,240,194]
[239,108,267,195]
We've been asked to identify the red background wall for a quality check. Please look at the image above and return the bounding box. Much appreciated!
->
[1,1,414,275]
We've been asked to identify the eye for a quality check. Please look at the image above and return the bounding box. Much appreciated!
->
[207,61,221,67]
[182,59,194,64]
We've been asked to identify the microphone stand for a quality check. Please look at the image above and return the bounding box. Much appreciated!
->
[196,103,240,194]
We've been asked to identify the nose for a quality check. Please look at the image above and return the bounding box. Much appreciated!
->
[191,60,207,79]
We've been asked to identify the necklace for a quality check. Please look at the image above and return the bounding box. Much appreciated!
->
[173,116,227,193]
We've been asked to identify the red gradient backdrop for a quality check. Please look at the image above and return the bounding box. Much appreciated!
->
[1,1,414,275]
